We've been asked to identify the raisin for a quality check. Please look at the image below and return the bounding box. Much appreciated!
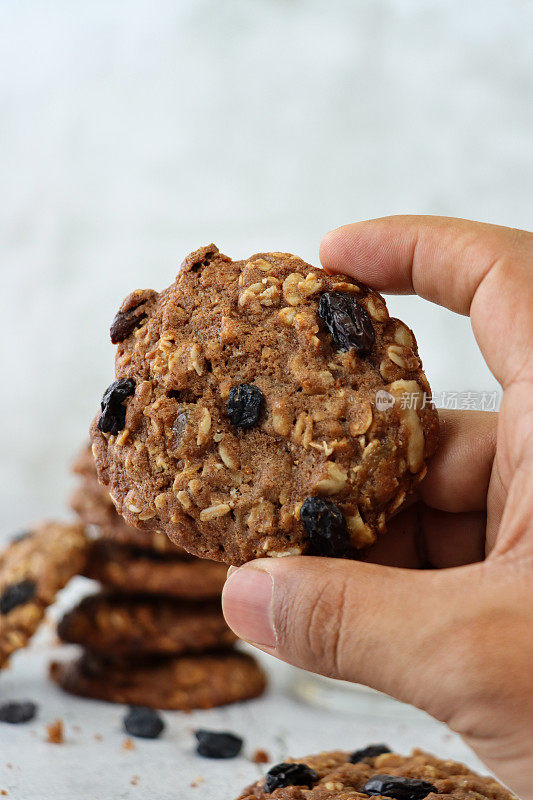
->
[318,291,375,354]
[264,763,318,793]
[349,744,391,763]
[10,530,32,544]
[361,775,437,800]
[226,384,264,429]
[194,729,243,759]
[300,497,350,557]
[110,307,147,344]
[97,378,136,435]
[123,706,165,739]
[0,701,37,724]
[0,580,36,615]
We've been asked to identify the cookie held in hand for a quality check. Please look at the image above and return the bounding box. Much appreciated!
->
[91,246,438,565]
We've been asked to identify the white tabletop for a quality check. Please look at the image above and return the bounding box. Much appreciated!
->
[0,579,494,800]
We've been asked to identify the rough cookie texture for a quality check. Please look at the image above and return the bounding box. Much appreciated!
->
[50,650,266,709]
[71,443,183,554]
[83,540,227,599]
[91,245,439,565]
[237,749,515,800]
[57,592,235,656]
[0,521,88,668]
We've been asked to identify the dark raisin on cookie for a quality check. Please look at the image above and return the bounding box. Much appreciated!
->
[0,580,37,615]
[0,701,38,724]
[110,308,147,344]
[300,497,350,557]
[194,729,243,759]
[318,291,375,354]
[97,378,136,435]
[264,763,319,793]
[361,775,438,800]
[349,744,392,763]
[123,706,165,739]
[226,384,264,429]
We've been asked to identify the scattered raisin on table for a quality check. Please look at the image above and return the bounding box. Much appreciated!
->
[123,706,165,739]
[226,384,264,429]
[318,291,375,354]
[361,775,438,800]
[194,729,243,759]
[0,701,37,724]
[264,763,318,792]
[0,580,37,615]
[97,378,136,435]
[300,497,350,557]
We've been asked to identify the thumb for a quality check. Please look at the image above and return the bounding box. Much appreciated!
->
[222,557,465,717]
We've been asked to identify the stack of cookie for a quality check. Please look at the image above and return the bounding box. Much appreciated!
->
[50,445,266,710]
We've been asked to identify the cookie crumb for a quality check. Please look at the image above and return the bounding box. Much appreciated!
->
[46,719,64,744]
[94,733,103,741]
[190,776,204,787]
[1,789,8,795]
[122,737,135,751]
[130,775,140,786]
[252,748,270,764]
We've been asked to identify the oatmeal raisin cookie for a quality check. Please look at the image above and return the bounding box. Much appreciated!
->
[91,246,438,565]
[237,747,515,799]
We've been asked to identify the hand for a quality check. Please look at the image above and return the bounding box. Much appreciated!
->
[222,216,533,797]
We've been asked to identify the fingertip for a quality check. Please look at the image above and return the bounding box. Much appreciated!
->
[319,219,404,289]
[222,565,276,648]
[319,225,352,274]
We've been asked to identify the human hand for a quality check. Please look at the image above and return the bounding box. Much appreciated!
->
[222,216,533,797]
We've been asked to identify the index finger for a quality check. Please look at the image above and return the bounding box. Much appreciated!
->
[319,215,533,388]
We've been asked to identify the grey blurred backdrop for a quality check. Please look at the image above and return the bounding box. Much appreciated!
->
[1,0,531,539]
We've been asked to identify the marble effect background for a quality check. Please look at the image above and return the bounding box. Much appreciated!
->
[2,0,532,537]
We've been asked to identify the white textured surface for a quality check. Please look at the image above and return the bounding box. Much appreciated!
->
[2,0,532,536]
[0,582,494,800]
[0,4,530,796]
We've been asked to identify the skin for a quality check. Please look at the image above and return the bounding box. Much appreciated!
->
[222,216,533,797]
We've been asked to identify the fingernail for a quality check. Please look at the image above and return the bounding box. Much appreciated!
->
[222,567,276,648]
